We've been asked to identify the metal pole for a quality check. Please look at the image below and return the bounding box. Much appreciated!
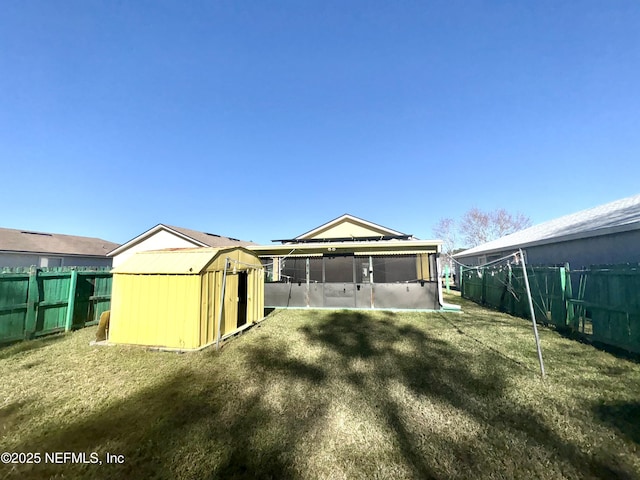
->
[369,255,374,308]
[216,258,230,351]
[519,249,546,379]
[305,257,310,308]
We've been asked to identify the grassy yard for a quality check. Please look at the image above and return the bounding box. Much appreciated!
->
[1,293,639,479]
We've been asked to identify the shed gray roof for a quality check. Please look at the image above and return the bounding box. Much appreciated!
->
[0,227,119,257]
[164,225,255,247]
[454,193,640,258]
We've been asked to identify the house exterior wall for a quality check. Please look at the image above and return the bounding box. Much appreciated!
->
[0,252,112,268]
[525,230,640,268]
[111,230,201,267]
[456,230,640,270]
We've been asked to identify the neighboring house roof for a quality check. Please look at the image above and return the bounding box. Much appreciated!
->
[107,224,254,257]
[0,227,118,257]
[275,214,410,243]
[454,193,640,258]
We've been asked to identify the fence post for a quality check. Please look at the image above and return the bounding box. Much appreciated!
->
[64,269,78,332]
[481,266,487,305]
[562,263,574,329]
[24,266,39,339]
[507,263,516,315]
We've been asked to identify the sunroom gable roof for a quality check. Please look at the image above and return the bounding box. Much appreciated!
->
[292,214,407,242]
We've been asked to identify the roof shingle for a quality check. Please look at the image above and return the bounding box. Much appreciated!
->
[0,227,119,257]
[164,225,255,247]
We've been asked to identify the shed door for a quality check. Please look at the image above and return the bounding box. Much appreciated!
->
[222,272,249,335]
[237,271,248,327]
[223,274,238,336]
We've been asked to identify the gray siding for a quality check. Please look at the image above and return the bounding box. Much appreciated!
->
[456,230,640,270]
[0,252,112,268]
[0,253,39,268]
[525,230,640,268]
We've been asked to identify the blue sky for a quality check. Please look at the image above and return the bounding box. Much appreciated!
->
[1,1,639,245]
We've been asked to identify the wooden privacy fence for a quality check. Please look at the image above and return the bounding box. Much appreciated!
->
[461,263,640,354]
[0,266,112,344]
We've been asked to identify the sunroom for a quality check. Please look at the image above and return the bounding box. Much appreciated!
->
[248,214,442,310]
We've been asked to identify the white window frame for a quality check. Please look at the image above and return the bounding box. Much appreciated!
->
[39,256,64,268]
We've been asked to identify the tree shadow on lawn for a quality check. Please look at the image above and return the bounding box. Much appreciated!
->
[4,354,328,480]
[435,312,532,371]
[5,311,638,479]
[593,401,640,445]
[299,311,638,479]
[0,333,68,360]
[0,400,29,434]
[452,291,640,364]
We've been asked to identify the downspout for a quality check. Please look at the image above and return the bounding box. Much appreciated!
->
[438,253,461,312]
[436,254,445,308]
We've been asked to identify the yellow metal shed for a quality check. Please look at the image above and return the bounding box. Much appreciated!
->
[109,247,264,350]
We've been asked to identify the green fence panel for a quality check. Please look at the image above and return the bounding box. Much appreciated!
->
[461,268,484,304]
[73,271,112,328]
[73,273,94,328]
[579,266,640,353]
[0,272,30,343]
[91,273,112,325]
[483,266,510,312]
[630,313,640,352]
[528,267,567,328]
[463,264,562,323]
[508,266,529,318]
[25,267,39,338]
[0,267,113,345]
[462,261,640,353]
[35,270,72,336]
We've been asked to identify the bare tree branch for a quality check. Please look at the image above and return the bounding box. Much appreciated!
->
[433,208,532,250]
[461,208,491,247]
[433,218,457,254]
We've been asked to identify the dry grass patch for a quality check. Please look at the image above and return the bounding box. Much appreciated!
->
[1,296,639,479]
